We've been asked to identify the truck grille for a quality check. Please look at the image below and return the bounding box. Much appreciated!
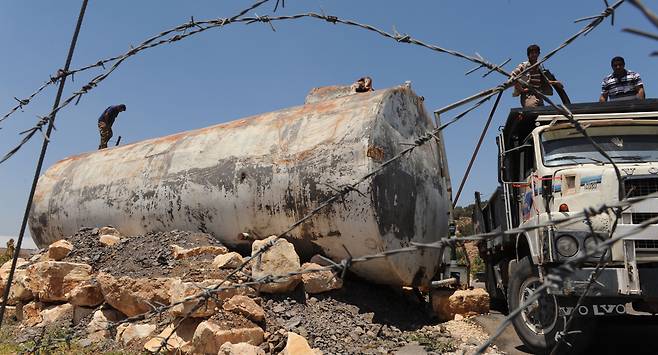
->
[624,177,658,198]
[635,240,658,262]
[632,213,658,224]
[635,240,658,250]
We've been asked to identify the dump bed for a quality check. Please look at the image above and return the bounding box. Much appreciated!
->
[502,99,658,152]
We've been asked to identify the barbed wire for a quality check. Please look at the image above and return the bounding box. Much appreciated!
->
[24,87,648,355]
[434,0,624,116]
[14,25,637,355]
[70,55,657,348]
[468,3,646,351]
[550,253,609,353]
[478,150,653,353]
[628,0,658,28]
[475,213,658,354]
[1,1,500,349]
[132,192,658,354]
[96,186,657,354]
[475,283,553,354]
[14,186,657,353]
[245,0,620,118]
[0,0,620,164]
[0,4,513,130]
[0,28,495,164]
[475,4,635,348]
[623,0,658,55]
[91,94,502,334]
[21,330,75,355]
[547,190,624,353]
[5,0,656,353]
[0,0,276,164]
[0,0,286,128]
[242,12,513,79]
[485,0,644,353]
[0,82,54,130]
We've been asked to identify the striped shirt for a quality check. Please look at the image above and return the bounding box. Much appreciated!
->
[601,70,643,101]
[511,61,553,97]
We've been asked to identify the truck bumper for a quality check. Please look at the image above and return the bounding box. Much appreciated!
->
[554,267,658,298]
[562,220,658,298]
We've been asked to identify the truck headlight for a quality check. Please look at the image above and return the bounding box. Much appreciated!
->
[584,236,609,259]
[584,237,598,254]
[556,235,578,257]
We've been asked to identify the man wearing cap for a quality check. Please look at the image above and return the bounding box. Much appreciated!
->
[97,104,126,150]
[599,56,645,102]
[511,44,564,108]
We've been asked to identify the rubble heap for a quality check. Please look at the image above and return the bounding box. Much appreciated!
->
[0,228,498,354]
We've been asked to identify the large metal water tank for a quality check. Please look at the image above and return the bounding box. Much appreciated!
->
[29,83,452,286]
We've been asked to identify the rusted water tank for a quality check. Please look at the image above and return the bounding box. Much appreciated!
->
[29,83,452,286]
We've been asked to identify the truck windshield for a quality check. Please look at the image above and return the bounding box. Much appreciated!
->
[541,125,658,167]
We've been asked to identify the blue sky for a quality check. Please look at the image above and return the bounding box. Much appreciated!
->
[1,1,656,244]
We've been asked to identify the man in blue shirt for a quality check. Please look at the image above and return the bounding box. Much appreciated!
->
[97,104,126,149]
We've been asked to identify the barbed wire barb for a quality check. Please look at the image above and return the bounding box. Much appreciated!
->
[628,0,658,28]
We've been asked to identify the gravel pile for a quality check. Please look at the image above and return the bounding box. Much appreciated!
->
[259,279,457,354]
[9,228,503,354]
[63,228,229,279]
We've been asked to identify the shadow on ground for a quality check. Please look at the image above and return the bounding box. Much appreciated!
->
[476,312,658,355]
[264,275,437,331]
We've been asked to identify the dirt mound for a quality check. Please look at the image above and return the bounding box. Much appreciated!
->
[261,281,441,354]
[0,228,500,354]
[64,228,229,279]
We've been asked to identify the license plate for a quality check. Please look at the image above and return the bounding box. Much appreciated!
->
[559,304,627,316]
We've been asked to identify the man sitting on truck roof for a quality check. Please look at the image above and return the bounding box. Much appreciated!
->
[599,56,645,102]
[511,44,563,108]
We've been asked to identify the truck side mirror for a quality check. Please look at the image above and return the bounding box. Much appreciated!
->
[498,143,533,184]
[497,136,504,184]
[498,152,505,183]
[541,175,553,200]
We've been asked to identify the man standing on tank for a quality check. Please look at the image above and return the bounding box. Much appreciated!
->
[97,104,126,150]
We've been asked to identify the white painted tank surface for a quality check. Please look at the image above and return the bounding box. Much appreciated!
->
[29,83,452,286]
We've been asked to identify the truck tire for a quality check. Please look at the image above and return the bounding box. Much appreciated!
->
[508,256,560,353]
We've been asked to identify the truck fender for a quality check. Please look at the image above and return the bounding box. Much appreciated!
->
[514,233,540,265]
[508,259,518,280]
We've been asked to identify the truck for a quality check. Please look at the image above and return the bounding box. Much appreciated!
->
[474,99,658,352]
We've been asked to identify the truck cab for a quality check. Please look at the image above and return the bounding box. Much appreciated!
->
[474,99,658,352]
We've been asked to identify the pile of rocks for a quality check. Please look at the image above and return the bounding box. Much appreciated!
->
[0,228,497,354]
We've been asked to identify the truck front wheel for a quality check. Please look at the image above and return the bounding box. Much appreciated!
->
[508,256,559,353]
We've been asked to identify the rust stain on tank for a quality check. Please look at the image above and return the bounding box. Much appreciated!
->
[274,148,317,165]
[367,146,386,161]
[295,99,339,116]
